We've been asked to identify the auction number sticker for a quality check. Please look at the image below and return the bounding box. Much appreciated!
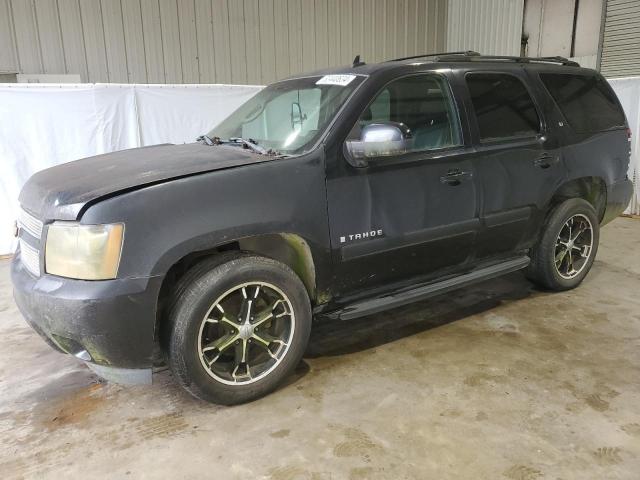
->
[316,74,357,86]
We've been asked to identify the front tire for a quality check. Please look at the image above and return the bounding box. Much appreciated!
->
[165,253,311,405]
[527,198,599,291]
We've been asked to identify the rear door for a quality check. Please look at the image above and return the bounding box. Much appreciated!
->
[456,69,565,259]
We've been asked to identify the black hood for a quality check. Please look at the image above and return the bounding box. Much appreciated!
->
[19,143,274,220]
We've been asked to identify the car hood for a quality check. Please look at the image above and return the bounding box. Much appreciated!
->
[19,143,275,221]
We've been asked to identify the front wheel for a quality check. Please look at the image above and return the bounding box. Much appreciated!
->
[165,254,311,405]
[527,198,600,291]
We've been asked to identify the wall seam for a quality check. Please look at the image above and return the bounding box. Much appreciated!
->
[138,0,149,83]
[118,0,131,82]
[98,0,110,81]
[8,0,21,72]
[31,0,45,73]
[175,0,184,83]
[226,0,232,82]
[54,0,68,74]
[192,0,200,83]
[157,0,167,83]
[77,0,91,82]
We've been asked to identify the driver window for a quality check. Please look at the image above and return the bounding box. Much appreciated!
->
[351,75,461,152]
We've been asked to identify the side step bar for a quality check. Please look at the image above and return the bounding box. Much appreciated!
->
[337,256,530,321]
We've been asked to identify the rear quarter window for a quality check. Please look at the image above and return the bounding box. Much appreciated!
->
[540,73,626,133]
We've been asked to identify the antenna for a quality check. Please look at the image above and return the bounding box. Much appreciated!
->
[352,55,366,67]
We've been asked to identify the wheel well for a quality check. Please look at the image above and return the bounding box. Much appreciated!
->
[154,233,317,341]
[549,177,607,221]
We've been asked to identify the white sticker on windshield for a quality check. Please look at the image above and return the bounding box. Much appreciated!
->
[316,74,357,86]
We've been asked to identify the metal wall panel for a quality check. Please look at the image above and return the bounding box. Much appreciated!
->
[287,0,303,76]
[244,0,261,84]
[194,0,216,83]
[212,0,232,83]
[0,0,18,72]
[258,0,276,84]
[140,0,165,83]
[600,0,640,78]
[337,0,353,64]
[10,0,42,74]
[360,1,373,62]
[34,0,66,74]
[315,0,329,69]
[120,0,147,83]
[273,0,290,80]
[227,0,247,83]
[159,0,183,83]
[80,0,108,82]
[300,0,316,71]
[327,0,340,68]
[1,0,447,84]
[101,0,128,83]
[447,0,524,56]
[178,0,200,83]
[57,0,88,81]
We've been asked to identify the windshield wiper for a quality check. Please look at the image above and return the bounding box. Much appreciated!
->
[197,134,286,156]
[228,137,269,155]
[196,134,218,146]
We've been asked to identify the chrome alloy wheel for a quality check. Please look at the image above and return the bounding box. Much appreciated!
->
[197,282,295,385]
[554,214,594,280]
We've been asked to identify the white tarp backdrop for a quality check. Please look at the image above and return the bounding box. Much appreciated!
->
[610,78,640,217]
[0,83,263,255]
[1,78,639,255]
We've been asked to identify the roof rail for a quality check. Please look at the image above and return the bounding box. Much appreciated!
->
[386,50,481,62]
[535,56,580,66]
[434,53,580,67]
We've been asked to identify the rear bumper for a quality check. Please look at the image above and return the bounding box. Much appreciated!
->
[11,252,163,383]
[602,177,634,225]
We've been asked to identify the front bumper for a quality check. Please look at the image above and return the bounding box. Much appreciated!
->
[602,177,634,225]
[11,252,163,384]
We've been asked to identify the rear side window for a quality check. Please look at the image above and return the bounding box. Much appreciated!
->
[466,73,541,142]
[540,73,626,133]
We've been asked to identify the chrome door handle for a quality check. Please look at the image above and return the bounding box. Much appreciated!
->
[440,169,472,186]
[533,153,558,169]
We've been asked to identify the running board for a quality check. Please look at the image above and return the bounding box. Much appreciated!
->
[337,256,530,321]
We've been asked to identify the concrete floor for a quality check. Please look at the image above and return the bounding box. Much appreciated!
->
[1,218,639,480]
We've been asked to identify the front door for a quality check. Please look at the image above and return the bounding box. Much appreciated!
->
[326,73,480,298]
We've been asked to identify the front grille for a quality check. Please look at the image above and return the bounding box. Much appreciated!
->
[19,238,41,277]
[18,208,43,239]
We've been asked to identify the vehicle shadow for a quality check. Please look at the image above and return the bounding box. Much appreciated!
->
[305,272,536,359]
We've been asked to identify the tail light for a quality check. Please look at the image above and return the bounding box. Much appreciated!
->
[627,127,632,142]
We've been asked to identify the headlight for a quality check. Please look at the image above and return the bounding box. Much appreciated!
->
[45,223,124,280]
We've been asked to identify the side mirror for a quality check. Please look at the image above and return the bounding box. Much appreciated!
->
[344,122,413,167]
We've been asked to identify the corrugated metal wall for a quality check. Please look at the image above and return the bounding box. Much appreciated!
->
[446,0,524,56]
[0,0,447,84]
[600,0,640,78]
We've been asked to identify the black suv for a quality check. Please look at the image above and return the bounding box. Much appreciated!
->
[12,52,633,404]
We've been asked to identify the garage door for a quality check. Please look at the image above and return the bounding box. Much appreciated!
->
[600,0,640,78]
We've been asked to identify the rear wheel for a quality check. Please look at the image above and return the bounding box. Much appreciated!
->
[165,253,311,405]
[527,198,599,291]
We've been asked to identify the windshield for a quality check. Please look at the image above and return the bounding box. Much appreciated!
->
[208,75,364,155]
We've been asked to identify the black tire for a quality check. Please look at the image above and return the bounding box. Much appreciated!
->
[165,253,311,405]
[526,198,599,291]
